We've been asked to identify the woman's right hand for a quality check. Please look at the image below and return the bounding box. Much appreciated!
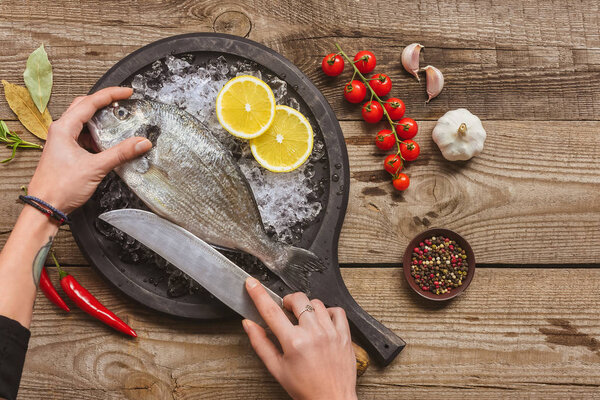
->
[27,87,152,214]
[242,277,358,400]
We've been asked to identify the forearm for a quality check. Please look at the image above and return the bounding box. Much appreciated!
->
[0,206,59,328]
[0,87,146,330]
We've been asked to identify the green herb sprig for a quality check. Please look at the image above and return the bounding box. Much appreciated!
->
[0,120,43,163]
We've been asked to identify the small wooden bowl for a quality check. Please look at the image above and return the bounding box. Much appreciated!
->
[403,228,476,301]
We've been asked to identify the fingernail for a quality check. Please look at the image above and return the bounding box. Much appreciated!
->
[246,277,259,289]
[135,138,152,152]
[241,319,249,332]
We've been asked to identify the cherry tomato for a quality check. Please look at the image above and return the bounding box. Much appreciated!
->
[392,173,410,191]
[396,117,418,140]
[400,140,420,161]
[343,80,366,103]
[361,101,384,123]
[375,129,396,151]
[353,51,376,74]
[383,154,403,175]
[369,74,392,97]
[384,98,405,120]
[321,53,344,76]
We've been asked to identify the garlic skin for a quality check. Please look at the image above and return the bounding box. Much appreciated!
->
[432,108,486,161]
[401,43,423,81]
[423,65,444,103]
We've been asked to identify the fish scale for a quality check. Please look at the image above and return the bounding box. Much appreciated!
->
[88,99,326,292]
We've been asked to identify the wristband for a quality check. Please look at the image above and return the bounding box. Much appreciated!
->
[19,195,70,226]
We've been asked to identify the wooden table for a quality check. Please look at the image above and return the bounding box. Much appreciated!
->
[2,1,599,398]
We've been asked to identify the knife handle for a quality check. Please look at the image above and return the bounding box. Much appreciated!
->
[342,295,406,366]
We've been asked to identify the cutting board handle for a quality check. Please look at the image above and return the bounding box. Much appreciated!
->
[341,295,406,366]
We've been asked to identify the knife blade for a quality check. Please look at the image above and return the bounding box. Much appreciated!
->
[98,208,369,375]
[98,209,283,327]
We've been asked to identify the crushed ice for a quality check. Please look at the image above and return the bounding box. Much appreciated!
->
[130,54,326,244]
[97,54,328,297]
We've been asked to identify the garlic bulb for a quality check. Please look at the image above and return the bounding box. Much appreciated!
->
[401,43,423,81]
[423,65,444,103]
[432,109,486,161]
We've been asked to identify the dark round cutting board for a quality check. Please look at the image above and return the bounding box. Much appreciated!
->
[70,33,405,365]
[71,33,346,319]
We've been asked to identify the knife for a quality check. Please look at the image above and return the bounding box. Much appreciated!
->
[98,209,369,375]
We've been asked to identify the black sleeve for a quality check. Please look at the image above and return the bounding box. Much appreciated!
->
[0,315,30,400]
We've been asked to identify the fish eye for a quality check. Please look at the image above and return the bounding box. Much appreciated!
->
[113,106,129,120]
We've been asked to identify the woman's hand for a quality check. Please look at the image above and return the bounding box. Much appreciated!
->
[27,87,152,213]
[243,277,357,400]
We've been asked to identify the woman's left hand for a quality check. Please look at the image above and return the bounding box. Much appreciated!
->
[27,87,152,213]
[243,277,357,400]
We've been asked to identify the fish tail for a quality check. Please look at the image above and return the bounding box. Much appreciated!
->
[269,245,326,294]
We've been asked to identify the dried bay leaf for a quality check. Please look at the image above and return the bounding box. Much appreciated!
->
[23,44,53,113]
[2,80,52,140]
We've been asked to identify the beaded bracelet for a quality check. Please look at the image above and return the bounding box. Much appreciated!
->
[18,195,70,226]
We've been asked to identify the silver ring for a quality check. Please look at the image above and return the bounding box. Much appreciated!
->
[297,304,315,319]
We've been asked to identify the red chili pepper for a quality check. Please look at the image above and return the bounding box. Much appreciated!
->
[52,254,136,337]
[39,267,70,312]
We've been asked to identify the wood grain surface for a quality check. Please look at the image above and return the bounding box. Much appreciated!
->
[0,0,599,121]
[19,266,600,399]
[1,119,598,265]
[1,0,599,398]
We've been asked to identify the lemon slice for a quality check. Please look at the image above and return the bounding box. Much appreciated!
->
[250,105,314,173]
[216,75,276,139]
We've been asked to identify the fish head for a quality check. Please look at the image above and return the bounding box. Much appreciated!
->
[88,99,154,151]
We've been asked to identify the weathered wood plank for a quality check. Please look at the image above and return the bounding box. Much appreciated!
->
[2,1,599,399]
[3,0,599,48]
[0,0,599,120]
[339,119,600,264]
[19,266,600,399]
[1,120,598,265]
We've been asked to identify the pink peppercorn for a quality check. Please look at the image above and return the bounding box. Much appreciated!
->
[409,235,468,296]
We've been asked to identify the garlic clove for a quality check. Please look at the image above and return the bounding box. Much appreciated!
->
[401,43,424,81]
[423,65,444,103]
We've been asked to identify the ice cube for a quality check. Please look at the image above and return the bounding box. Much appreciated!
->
[130,91,144,100]
[287,97,300,111]
[303,163,315,179]
[214,55,229,76]
[165,55,190,74]
[147,60,163,78]
[131,75,147,91]
[311,138,326,161]
[268,77,287,102]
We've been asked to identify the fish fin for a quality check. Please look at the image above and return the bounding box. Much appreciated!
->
[277,246,326,294]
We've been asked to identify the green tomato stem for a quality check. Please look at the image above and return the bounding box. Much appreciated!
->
[334,43,405,158]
